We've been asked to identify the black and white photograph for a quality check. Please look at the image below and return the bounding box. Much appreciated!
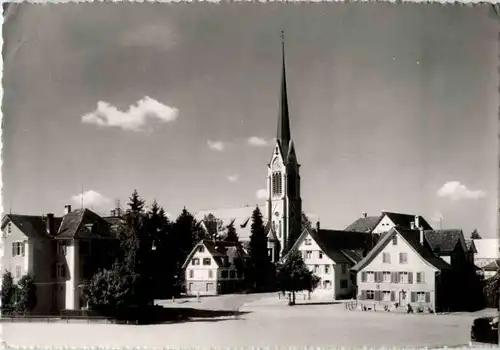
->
[1,2,499,349]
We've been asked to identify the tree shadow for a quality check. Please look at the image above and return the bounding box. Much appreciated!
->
[291,301,344,307]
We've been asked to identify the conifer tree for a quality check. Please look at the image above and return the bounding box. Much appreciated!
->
[1,272,16,315]
[248,206,271,290]
[224,221,239,244]
[170,207,203,294]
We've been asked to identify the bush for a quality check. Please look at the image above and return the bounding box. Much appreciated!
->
[1,272,16,315]
[15,275,37,315]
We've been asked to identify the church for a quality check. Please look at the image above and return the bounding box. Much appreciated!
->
[194,34,308,263]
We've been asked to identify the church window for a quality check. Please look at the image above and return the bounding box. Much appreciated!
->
[272,172,283,196]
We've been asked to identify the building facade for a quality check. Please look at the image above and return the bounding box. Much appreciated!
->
[352,227,452,313]
[1,206,118,315]
[183,240,247,296]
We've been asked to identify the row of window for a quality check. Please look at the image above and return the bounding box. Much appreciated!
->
[188,269,243,279]
[382,252,408,264]
[192,257,212,266]
[303,250,324,259]
[360,290,431,303]
[308,264,348,275]
[361,271,426,284]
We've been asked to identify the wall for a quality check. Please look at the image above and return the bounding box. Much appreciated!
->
[2,224,29,282]
[371,215,395,234]
[65,240,80,310]
[296,232,337,297]
[185,246,219,295]
[357,232,438,310]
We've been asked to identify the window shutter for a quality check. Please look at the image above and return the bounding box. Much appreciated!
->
[376,291,382,301]
[361,272,367,282]
[411,292,417,303]
[408,272,413,284]
[421,272,425,283]
[360,290,366,300]
[391,272,396,283]
[425,292,431,303]
[391,291,395,302]
[12,243,15,257]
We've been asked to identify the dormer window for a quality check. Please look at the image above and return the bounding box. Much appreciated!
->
[85,223,94,232]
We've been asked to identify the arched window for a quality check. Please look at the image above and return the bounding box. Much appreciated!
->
[272,172,282,196]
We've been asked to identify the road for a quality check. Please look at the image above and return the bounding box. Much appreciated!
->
[2,293,498,349]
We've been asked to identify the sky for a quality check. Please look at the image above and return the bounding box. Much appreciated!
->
[2,3,499,237]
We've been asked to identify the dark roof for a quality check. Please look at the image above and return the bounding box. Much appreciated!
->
[56,209,114,239]
[382,212,433,231]
[423,229,464,254]
[283,228,370,265]
[2,214,62,239]
[483,259,500,272]
[352,228,451,272]
[345,216,381,232]
[339,249,364,264]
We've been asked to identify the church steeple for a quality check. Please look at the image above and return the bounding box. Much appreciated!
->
[277,31,291,150]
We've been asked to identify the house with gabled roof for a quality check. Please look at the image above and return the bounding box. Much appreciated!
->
[1,205,119,314]
[283,224,374,299]
[182,239,248,295]
[351,227,453,313]
[370,211,433,234]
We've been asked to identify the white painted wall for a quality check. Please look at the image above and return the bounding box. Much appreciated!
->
[296,232,338,297]
[3,224,29,282]
[357,232,438,309]
[65,240,80,310]
[371,215,395,234]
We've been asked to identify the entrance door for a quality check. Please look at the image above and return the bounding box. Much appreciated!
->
[188,283,194,292]
[399,290,407,305]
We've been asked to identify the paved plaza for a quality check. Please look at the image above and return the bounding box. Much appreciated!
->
[2,294,498,349]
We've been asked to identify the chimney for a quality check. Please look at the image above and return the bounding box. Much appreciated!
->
[316,221,320,231]
[46,213,55,235]
[64,205,72,215]
[419,226,425,246]
[410,221,415,230]
[362,212,367,218]
[414,215,420,230]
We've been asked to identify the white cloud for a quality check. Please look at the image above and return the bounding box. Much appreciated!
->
[437,181,486,201]
[71,190,111,209]
[247,136,270,147]
[81,96,179,132]
[227,174,239,183]
[207,140,225,152]
[256,189,268,200]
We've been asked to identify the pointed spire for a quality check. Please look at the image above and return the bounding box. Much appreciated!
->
[277,30,291,147]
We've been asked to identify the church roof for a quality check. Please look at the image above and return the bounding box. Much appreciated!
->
[194,205,267,241]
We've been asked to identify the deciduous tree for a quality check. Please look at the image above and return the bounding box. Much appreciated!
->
[276,250,320,305]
